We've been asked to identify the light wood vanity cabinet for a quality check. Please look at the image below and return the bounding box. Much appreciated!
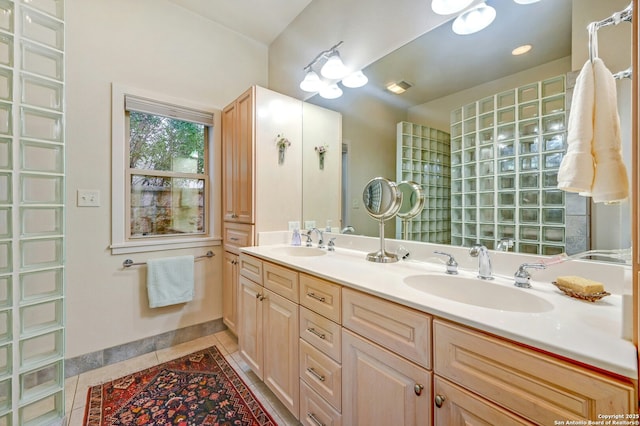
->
[238,254,637,425]
[298,273,343,426]
[237,255,299,418]
[221,251,238,334]
[342,288,433,426]
[433,320,636,424]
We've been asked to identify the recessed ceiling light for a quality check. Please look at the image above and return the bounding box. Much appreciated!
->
[512,44,533,55]
[386,81,412,94]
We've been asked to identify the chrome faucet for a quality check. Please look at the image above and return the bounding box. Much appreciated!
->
[496,237,515,252]
[308,228,325,249]
[341,225,355,234]
[514,263,546,288]
[469,244,493,280]
[434,251,458,275]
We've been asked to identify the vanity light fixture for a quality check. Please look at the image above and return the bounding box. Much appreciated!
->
[452,1,496,35]
[512,44,533,55]
[319,83,343,99]
[321,50,348,79]
[342,70,369,88]
[299,69,322,92]
[386,81,412,94]
[431,0,474,15]
[513,0,540,4]
[299,41,368,98]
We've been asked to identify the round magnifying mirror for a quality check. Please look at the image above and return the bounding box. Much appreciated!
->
[396,181,425,241]
[362,177,402,220]
[396,181,425,220]
[362,177,402,263]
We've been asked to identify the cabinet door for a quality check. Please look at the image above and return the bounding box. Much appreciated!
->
[222,251,238,334]
[342,329,432,426]
[222,100,237,222]
[238,275,263,380]
[222,87,254,223]
[434,376,534,426]
[263,288,299,419]
[234,87,254,223]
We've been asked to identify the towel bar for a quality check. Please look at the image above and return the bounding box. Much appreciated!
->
[123,251,214,268]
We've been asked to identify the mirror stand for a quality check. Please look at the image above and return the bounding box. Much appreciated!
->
[367,218,399,263]
[362,177,403,263]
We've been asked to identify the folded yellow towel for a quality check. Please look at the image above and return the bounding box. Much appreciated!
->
[556,276,604,294]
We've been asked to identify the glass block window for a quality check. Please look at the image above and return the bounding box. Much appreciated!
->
[450,75,575,254]
[396,122,451,244]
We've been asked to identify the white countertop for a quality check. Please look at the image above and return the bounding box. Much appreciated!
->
[242,243,638,379]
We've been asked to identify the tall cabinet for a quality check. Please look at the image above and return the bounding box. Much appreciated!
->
[221,86,303,334]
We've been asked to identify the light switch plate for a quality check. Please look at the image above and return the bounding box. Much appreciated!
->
[77,189,100,207]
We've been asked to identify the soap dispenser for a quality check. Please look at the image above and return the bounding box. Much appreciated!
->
[291,228,301,246]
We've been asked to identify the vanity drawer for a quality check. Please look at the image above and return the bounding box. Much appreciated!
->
[263,262,299,302]
[239,254,262,284]
[300,273,341,323]
[434,320,636,423]
[223,222,254,254]
[434,376,535,425]
[300,339,342,411]
[342,288,431,369]
[300,306,341,362]
[300,380,342,426]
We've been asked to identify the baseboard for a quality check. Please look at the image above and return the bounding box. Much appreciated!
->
[65,318,226,378]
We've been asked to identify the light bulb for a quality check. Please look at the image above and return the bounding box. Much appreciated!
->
[452,2,496,35]
[321,52,348,79]
[299,70,322,92]
[319,83,343,99]
[431,0,473,15]
[342,70,368,88]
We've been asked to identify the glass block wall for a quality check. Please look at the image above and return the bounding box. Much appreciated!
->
[450,75,574,255]
[0,0,66,424]
[396,122,451,244]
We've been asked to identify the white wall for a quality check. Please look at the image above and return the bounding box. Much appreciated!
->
[66,0,268,358]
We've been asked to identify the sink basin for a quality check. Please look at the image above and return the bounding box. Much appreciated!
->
[403,274,553,313]
[271,246,327,257]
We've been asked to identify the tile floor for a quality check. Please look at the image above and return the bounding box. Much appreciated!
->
[64,330,301,425]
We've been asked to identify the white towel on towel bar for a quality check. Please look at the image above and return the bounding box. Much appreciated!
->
[588,58,629,203]
[557,60,595,193]
[557,59,629,203]
[147,255,194,308]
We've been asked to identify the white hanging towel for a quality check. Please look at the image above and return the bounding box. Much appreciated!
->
[587,58,629,203]
[557,60,595,193]
[146,255,195,308]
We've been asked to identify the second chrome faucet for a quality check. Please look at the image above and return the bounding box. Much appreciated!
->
[469,244,493,280]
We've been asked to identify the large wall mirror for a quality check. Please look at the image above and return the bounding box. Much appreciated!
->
[305,0,633,260]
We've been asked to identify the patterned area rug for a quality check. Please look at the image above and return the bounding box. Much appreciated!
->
[84,346,277,425]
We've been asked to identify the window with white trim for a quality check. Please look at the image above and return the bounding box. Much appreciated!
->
[111,85,216,254]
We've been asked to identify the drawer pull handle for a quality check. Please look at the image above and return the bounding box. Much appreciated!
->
[434,394,445,407]
[307,327,326,340]
[307,292,326,303]
[306,367,326,382]
[414,383,424,396]
[307,413,325,426]
[229,237,240,241]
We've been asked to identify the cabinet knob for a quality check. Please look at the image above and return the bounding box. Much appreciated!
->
[434,394,446,407]
[258,295,266,301]
[414,383,424,396]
